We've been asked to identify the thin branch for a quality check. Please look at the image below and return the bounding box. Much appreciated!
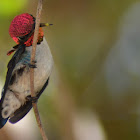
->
[30,0,48,140]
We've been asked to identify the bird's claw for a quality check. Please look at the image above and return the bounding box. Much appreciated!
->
[28,63,37,68]
[32,60,37,63]
[26,95,38,103]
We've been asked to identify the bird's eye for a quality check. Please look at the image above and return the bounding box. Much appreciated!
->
[17,37,21,40]
[18,36,25,40]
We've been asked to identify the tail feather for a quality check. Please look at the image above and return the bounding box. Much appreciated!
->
[0,114,8,129]
[0,101,8,129]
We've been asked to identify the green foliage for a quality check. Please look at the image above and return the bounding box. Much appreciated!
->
[0,0,27,17]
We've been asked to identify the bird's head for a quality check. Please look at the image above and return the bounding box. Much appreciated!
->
[9,13,52,47]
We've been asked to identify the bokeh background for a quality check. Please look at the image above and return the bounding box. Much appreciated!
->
[0,0,140,140]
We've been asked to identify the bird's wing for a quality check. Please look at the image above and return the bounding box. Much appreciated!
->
[0,44,26,128]
[1,44,26,104]
[9,78,50,124]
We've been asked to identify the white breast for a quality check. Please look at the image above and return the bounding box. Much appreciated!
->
[25,37,54,94]
[33,37,54,92]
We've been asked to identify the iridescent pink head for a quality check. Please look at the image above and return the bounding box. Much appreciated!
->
[8,13,51,55]
[8,13,45,48]
[9,13,35,38]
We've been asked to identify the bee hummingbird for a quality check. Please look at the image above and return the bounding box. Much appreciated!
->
[0,13,53,128]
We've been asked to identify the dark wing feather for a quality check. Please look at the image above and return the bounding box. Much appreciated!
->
[0,44,26,106]
[9,101,32,124]
[0,44,26,128]
[9,78,50,124]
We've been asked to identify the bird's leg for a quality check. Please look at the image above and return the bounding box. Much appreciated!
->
[26,95,39,103]
[28,63,37,68]
[28,60,37,68]
[32,60,37,63]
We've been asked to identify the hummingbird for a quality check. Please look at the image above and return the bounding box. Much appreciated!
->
[0,13,53,128]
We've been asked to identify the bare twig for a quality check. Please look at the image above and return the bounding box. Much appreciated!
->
[30,0,48,140]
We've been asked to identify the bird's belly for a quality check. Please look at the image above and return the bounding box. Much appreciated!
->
[11,59,52,104]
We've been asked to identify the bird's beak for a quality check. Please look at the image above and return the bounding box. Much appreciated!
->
[40,23,53,27]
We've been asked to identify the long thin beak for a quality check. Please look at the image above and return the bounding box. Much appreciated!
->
[40,23,53,27]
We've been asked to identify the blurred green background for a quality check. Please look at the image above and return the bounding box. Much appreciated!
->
[0,0,140,140]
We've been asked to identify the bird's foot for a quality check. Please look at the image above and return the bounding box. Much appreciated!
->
[26,95,38,103]
[28,63,37,68]
[32,60,37,63]
[28,60,37,68]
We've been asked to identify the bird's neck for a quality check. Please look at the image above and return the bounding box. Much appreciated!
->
[13,28,44,47]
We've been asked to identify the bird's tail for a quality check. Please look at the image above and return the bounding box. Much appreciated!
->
[0,113,8,129]
[0,99,8,129]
